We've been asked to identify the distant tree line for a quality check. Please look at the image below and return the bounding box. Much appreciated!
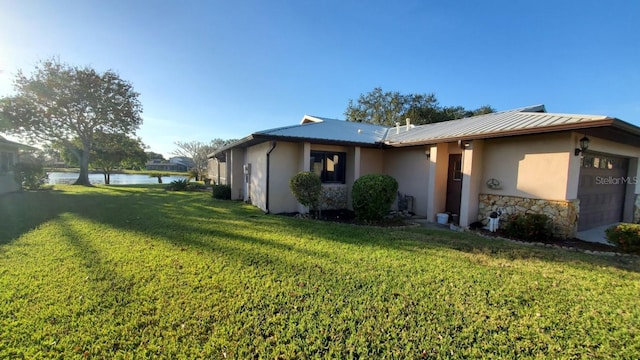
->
[172,139,236,181]
[345,87,494,127]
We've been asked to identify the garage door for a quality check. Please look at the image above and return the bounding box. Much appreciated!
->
[577,154,628,231]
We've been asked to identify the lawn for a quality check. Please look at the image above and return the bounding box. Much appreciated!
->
[1,185,639,358]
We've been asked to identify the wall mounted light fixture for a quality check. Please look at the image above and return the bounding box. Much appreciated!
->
[574,136,590,156]
[458,140,472,150]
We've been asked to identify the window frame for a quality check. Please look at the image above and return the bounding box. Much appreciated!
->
[310,151,346,184]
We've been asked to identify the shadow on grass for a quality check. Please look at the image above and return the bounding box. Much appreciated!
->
[1,187,639,274]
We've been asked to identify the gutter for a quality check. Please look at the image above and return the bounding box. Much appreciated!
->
[265,141,277,214]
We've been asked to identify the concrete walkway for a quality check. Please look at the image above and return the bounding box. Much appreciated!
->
[576,223,617,245]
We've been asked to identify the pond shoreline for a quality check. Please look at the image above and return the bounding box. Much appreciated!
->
[46,171,188,185]
[45,168,189,176]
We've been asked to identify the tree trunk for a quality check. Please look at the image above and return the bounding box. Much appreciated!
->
[74,143,92,185]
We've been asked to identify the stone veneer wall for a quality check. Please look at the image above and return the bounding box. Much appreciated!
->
[478,194,580,239]
[320,185,349,210]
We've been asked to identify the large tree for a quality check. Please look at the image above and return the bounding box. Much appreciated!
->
[58,132,147,184]
[172,138,236,181]
[91,132,147,184]
[345,87,494,126]
[0,59,143,185]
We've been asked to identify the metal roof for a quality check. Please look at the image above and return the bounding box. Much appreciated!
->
[256,115,388,144]
[209,115,388,158]
[209,105,640,158]
[384,105,622,146]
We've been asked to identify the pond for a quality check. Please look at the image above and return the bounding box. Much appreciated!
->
[46,172,188,185]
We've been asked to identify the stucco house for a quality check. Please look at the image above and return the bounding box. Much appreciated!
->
[208,105,640,238]
[146,156,195,172]
[0,135,35,194]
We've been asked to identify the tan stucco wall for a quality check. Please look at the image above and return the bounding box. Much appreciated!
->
[228,148,245,200]
[268,141,303,214]
[482,132,573,201]
[460,140,485,226]
[383,146,430,216]
[426,143,451,222]
[359,148,384,176]
[245,142,270,210]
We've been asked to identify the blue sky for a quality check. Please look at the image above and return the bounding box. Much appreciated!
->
[1,0,639,157]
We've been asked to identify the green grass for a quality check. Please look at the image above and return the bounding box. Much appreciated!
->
[1,186,639,358]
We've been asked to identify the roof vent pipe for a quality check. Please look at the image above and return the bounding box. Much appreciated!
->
[395,122,400,134]
[406,118,410,131]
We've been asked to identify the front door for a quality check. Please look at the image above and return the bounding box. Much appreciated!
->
[446,154,463,216]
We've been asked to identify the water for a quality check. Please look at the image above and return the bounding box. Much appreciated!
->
[46,172,188,185]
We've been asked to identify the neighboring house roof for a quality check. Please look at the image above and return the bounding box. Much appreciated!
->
[209,105,640,158]
[169,156,195,167]
[0,135,37,150]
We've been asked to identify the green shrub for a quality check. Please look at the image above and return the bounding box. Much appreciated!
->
[351,174,398,221]
[212,184,231,200]
[605,223,640,254]
[13,161,46,190]
[502,213,553,241]
[166,179,189,191]
[289,171,322,211]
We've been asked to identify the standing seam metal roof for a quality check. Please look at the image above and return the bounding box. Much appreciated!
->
[255,116,389,145]
[384,108,612,145]
[209,105,638,158]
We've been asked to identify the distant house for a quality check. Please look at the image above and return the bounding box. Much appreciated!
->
[208,105,640,239]
[0,135,36,194]
[145,156,194,172]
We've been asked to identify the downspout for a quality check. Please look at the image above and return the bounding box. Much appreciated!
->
[265,141,277,213]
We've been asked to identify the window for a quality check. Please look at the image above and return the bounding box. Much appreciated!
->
[581,155,624,170]
[0,151,14,173]
[310,151,346,183]
[453,159,462,181]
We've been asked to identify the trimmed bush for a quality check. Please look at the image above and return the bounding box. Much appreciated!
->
[351,174,398,221]
[13,161,46,190]
[212,184,231,200]
[289,171,322,211]
[605,223,640,254]
[502,213,553,241]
